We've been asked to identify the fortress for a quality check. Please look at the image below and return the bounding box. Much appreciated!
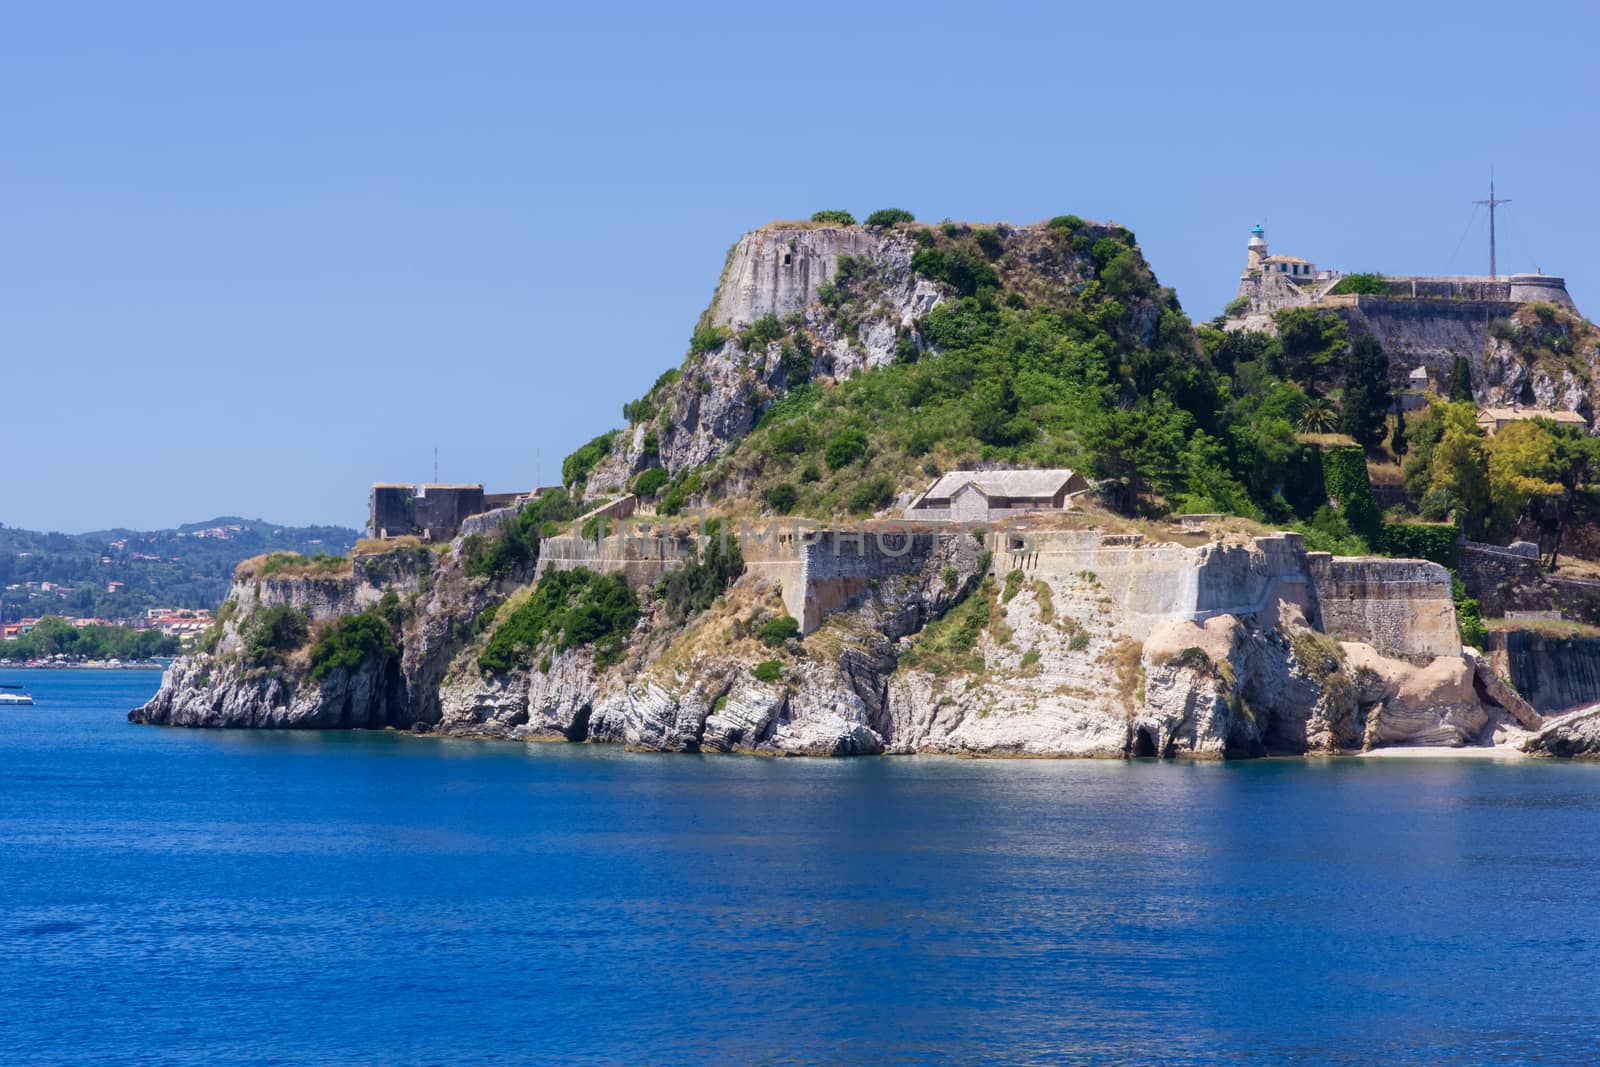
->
[1226,224,1580,388]
[1229,224,1573,326]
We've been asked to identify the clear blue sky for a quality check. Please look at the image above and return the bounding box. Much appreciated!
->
[5,1,1598,532]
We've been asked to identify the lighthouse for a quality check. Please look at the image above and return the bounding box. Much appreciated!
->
[1245,224,1267,273]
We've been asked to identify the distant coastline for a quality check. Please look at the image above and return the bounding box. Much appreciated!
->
[1,660,168,671]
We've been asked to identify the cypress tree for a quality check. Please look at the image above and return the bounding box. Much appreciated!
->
[1391,403,1409,458]
[1447,356,1474,403]
[1339,335,1392,448]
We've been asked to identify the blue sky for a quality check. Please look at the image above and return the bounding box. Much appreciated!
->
[5,1,1598,532]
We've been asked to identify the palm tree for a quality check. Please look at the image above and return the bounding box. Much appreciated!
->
[1297,397,1337,434]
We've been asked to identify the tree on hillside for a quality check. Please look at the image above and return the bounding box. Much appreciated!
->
[1390,404,1409,459]
[1413,403,1491,537]
[1273,309,1347,390]
[1338,335,1392,448]
[1447,356,1474,403]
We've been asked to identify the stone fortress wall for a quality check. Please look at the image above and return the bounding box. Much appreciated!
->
[742,525,947,633]
[1305,554,1460,662]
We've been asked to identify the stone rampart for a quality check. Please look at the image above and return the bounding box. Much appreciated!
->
[1459,540,1548,616]
[742,524,946,632]
[535,529,697,590]
[1307,554,1459,661]
[999,531,1317,639]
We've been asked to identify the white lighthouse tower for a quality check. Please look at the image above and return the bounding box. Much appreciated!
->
[1245,224,1267,274]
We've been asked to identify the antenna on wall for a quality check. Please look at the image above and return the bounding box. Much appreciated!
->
[1472,167,1511,279]
[433,446,439,484]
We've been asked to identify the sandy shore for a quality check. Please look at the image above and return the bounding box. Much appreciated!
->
[1357,744,1526,760]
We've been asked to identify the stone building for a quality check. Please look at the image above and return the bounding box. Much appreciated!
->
[369,483,524,541]
[1475,406,1590,435]
[904,469,1089,523]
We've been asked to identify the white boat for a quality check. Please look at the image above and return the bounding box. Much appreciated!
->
[0,685,34,706]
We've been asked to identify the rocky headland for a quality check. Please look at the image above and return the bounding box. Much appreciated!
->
[133,212,1600,759]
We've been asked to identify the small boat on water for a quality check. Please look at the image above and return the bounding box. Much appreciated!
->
[0,684,35,706]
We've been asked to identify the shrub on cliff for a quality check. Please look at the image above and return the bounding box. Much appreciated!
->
[825,428,868,470]
[308,611,397,681]
[632,468,669,498]
[479,568,639,675]
[758,615,800,647]
[1453,577,1487,650]
[911,245,999,298]
[864,208,915,227]
[463,489,580,580]
[738,313,785,352]
[810,209,856,226]
[562,431,619,490]
[244,605,308,664]
[1330,272,1386,296]
[752,660,784,683]
[658,522,743,625]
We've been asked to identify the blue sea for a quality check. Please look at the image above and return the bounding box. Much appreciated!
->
[3,669,1600,1065]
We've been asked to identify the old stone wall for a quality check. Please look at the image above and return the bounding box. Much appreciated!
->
[743,525,946,632]
[1488,630,1600,713]
[1307,554,1459,661]
[534,531,697,590]
[1459,541,1548,616]
[1000,531,1316,640]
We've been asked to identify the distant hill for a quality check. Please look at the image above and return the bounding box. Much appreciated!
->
[0,517,360,622]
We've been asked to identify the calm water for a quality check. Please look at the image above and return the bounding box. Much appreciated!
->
[3,670,1600,1065]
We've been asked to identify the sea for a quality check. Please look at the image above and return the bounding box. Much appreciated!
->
[2,668,1599,1066]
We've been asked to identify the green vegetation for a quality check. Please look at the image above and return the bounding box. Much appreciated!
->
[479,568,639,675]
[251,552,349,578]
[898,579,994,674]
[658,523,744,625]
[632,468,669,498]
[752,659,784,683]
[739,313,785,352]
[689,322,730,356]
[1330,272,1386,296]
[0,616,180,662]
[1379,523,1460,568]
[562,432,619,490]
[810,209,856,226]
[462,488,581,580]
[1338,335,1391,448]
[308,610,397,681]
[1292,630,1344,679]
[1447,356,1474,402]
[1223,295,1250,318]
[757,615,800,647]
[1322,446,1382,544]
[762,482,799,514]
[624,368,680,423]
[864,208,915,227]
[0,518,360,627]
[1002,568,1025,603]
[1453,577,1487,649]
[825,428,868,470]
[244,605,309,664]
[1401,399,1600,556]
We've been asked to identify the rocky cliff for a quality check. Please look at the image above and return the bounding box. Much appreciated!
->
[132,213,1551,758]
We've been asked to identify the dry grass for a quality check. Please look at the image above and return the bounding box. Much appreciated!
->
[353,536,422,556]
[1485,617,1600,639]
